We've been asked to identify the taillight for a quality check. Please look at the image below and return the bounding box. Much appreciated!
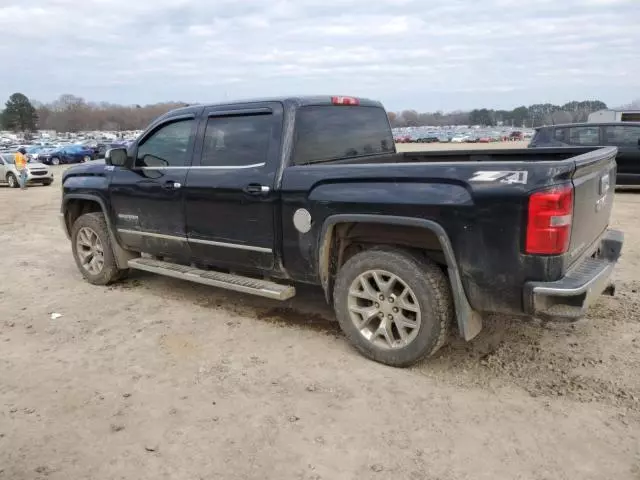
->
[525,185,573,255]
[331,96,359,106]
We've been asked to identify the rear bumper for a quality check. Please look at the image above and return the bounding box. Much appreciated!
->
[523,229,623,319]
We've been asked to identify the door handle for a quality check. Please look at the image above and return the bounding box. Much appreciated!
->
[162,181,181,190]
[243,184,270,195]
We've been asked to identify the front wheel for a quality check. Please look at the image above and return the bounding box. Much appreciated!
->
[51,157,60,166]
[333,248,453,367]
[82,155,91,163]
[6,173,18,188]
[71,212,127,285]
[42,179,53,186]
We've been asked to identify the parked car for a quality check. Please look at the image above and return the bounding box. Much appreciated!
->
[38,145,95,165]
[0,151,54,187]
[60,95,622,368]
[24,145,50,161]
[509,131,524,140]
[529,122,640,185]
[416,135,439,143]
[394,135,411,143]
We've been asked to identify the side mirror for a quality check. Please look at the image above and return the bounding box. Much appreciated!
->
[105,148,128,167]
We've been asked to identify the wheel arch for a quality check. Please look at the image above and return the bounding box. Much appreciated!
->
[318,214,482,340]
[62,194,138,269]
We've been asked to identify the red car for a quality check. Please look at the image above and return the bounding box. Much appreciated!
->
[394,135,411,143]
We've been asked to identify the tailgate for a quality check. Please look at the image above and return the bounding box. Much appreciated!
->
[568,146,617,264]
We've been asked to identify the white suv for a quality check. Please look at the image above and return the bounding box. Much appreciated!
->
[0,152,54,188]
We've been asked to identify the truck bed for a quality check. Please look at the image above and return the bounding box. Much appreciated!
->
[281,145,618,315]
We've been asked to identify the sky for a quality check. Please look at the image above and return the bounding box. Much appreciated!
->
[0,0,638,112]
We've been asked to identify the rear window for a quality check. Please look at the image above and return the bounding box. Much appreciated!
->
[553,128,568,142]
[293,106,394,164]
[567,126,600,146]
[531,127,553,144]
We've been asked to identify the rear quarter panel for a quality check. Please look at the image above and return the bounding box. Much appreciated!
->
[280,160,576,314]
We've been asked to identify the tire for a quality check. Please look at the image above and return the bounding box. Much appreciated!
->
[6,173,18,188]
[83,155,91,162]
[42,179,53,186]
[51,157,60,166]
[333,247,453,367]
[71,212,127,285]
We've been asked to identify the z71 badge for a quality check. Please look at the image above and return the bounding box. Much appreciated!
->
[469,170,528,185]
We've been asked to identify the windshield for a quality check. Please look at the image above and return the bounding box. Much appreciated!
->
[293,105,394,164]
[1,153,16,164]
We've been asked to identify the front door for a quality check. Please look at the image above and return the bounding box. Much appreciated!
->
[184,103,283,272]
[110,114,198,261]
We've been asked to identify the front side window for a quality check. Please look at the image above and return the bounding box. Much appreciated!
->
[201,113,273,167]
[136,118,194,168]
[567,126,600,146]
[603,125,640,146]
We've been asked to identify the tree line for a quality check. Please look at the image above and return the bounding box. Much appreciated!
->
[1,93,187,133]
[1,92,638,133]
[388,100,611,128]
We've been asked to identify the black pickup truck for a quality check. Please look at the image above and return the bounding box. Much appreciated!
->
[60,96,623,367]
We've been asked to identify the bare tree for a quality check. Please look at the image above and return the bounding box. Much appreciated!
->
[30,95,187,132]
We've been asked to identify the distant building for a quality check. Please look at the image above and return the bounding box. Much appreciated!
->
[588,109,640,122]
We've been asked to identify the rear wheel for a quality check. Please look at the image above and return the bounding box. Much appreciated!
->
[333,247,453,367]
[71,212,127,285]
[83,155,91,163]
[6,173,18,188]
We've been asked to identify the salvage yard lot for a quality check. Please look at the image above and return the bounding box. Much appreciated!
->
[1,145,639,479]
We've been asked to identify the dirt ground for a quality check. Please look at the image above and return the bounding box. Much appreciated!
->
[1,155,639,480]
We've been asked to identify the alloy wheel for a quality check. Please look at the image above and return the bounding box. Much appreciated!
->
[75,227,105,275]
[347,269,422,350]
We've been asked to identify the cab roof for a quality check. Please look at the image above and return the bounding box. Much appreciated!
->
[159,95,384,119]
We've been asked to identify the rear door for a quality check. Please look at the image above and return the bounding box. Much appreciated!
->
[183,102,283,272]
[602,124,640,182]
[110,114,199,261]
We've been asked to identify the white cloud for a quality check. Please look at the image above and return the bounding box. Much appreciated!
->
[0,0,638,110]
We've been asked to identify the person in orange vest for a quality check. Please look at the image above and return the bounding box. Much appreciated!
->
[15,147,29,190]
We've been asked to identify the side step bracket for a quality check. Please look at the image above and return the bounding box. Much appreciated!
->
[128,258,296,301]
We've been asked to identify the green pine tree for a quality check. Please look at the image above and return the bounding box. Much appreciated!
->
[2,93,38,132]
